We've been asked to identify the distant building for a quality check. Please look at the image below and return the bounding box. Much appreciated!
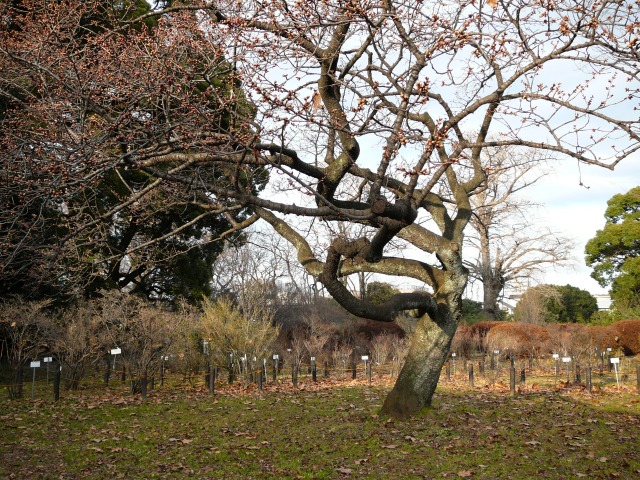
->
[594,294,612,311]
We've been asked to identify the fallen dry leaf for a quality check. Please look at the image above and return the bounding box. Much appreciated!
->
[458,470,473,478]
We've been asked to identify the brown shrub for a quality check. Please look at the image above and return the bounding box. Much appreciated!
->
[546,323,585,356]
[610,319,640,355]
[484,322,549,357]
[581,325,619,352]
[451,324,472,356]
[469,321,501,339]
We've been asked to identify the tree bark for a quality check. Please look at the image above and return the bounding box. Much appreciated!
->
[482,274,504,320]
[380,303,458,418]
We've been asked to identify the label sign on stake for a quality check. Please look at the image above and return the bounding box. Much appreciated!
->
[361,355,369,361]
[111,348,121,369]
[552,354,559,360]
[562,357,571,363]
[30,361,40,401]
[43,357,53,384]
[610,358,621,387]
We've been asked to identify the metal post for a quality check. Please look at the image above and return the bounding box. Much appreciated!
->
[510,358,516,396]
[53,365,61,401]
[31,365,37,401]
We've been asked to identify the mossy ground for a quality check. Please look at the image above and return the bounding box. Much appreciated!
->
[1,373,639,479]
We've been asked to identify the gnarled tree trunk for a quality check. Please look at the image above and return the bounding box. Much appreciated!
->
[381,284,463,418]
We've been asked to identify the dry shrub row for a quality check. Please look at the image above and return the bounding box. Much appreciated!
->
[451,319,640,357]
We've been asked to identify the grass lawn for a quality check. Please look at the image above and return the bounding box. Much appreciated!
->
[1,376,639,479]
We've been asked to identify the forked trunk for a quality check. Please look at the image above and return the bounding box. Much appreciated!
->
[380,304,459,419]
[482,274,505,320]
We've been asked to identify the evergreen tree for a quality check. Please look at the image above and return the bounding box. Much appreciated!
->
[586,187,640,313]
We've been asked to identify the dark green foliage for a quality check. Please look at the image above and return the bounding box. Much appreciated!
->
[460,299,485,324]
[515,284,598,324]
[545,284,599,324]
[366,282,401,305]
[585,187,640,312]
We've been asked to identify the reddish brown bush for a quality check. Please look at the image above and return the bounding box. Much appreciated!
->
[484,322,549,357]
[581,325,619,352]
[546,323,584,355]
[610,319,640,355]
[451,324,473,356]
[469,321,501,339]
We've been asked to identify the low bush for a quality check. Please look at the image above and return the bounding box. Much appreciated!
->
[484,322,549,357]
[610,319,640,355]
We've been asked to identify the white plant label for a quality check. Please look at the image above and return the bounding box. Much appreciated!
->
[30,361,41,368]
[111,348,122,355]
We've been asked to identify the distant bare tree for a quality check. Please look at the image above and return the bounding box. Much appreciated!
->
[464,149,573,319]
[50,302,101,390]
[370,333,395,366]
[513,285,563,324]
[303,312,331,364]
[200,296,280,376]
[97,291,178,394]
[0,298,50,398]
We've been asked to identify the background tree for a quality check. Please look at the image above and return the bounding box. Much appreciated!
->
[513,285,560,324]
[366,282,402,306]
[97,291,179,393]
[200,296,280,378]
[0,297,50,398]
[1,1,638,417]
[48,301,102,390]
[464,147,573,320]
[586,186,640,316]
[0,0,261,303]
[546,285,599,324]
[460,299,491,324]
[514,284,598,324]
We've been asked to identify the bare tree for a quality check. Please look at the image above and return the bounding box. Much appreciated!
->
[1,1,638,417]
[513,285,563,324]
[464,148,574,319]
[50,302,102,390]
[97,291,178,394]
[0,298,50,398]
[200,296,280,377]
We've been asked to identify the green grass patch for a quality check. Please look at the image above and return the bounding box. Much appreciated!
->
[1,382,639,479]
